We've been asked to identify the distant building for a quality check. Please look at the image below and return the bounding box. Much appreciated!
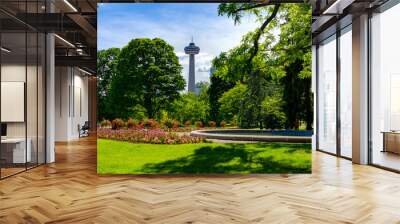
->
[184,38,200,92]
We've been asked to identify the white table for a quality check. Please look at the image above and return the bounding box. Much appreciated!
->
[1,138,31,163]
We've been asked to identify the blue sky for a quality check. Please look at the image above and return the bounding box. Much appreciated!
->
[98,3,259,86]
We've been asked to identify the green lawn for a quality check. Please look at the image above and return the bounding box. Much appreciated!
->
[97,139,311,174]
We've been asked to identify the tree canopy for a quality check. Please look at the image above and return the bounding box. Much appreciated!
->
[110,38,185,119]
[212,3,312,129]
[97,48,120,121]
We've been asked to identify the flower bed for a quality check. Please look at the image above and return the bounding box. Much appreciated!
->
[97,128,205,144]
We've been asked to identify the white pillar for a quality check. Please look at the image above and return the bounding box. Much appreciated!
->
[352,14,369,164]
[312,45,317,151]
[46,32,55,163]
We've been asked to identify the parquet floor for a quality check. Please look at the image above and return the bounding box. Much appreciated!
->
[1,136,400,223]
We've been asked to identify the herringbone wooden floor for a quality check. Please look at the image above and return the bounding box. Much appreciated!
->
[1,136,400,224]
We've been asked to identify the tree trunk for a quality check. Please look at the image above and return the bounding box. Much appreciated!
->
[144,95,154,118]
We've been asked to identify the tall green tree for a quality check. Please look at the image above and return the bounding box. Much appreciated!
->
[275,4,312,129]
[110,38,185,119]
[218,3,312,130]
[97,48,120,120]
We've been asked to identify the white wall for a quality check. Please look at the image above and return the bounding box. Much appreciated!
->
[54,67,89,141]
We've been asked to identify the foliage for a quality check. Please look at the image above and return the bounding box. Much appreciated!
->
[161,118,180,129]
[208,71,235,123]
[97,139,312,174]
[96,6,313,130]
[220,121,226,128]
[142,118,160,129]
[100,119,112,128]
[214,3,312,130]
[162,118,175,129]
[208,121,216,128]
[170,92,209,124]
[109,38,185,119]
[97,48,120,120]
[261,95,286,129]
[196,81,210,100]
[126,118,139,129]
[111,118,125,130]
[278,5,313,130]
[97,128,205,144]
[195,121,204,128]
[218,83,247,124]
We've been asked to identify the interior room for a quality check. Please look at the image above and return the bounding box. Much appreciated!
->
[0,5,46,178]
[0,0,399,223]
[0,0,96,179]
[54,66,90,141]
[370,3,400,171]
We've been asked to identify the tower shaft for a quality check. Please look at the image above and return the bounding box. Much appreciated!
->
[188,54,196,92]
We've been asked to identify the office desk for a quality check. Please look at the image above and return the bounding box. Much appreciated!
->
[1,138,31,163]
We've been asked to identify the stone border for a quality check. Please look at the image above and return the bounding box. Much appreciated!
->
[190,129,311,143]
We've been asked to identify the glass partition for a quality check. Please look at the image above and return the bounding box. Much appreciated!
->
[317,35,337,154]
[0,2,46,179]
[1,31,28,177]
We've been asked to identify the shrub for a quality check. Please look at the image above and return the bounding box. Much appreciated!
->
[111,118,125,130]
[142,118,160,129]
[184,120,191,127]
[97,128,205,144]
[195,121,203,128]
[172,120,180,129]
[126,118,139,129]
[170,93,209,125]
[262,95,286,129]
[100,119,111,128]
[208,121,216,127]
[162,118,174,129]
[220,121,226,128]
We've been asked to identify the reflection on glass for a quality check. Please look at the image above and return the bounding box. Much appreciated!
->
[340,27,352,158]
[318,35,337,154]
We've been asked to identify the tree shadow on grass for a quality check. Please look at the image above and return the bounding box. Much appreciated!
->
[252,142,311,154]
[140,144,311,174]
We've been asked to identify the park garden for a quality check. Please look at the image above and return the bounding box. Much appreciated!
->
[97,3,312,174]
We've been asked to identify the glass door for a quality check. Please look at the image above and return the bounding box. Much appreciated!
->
[317,35,337,154]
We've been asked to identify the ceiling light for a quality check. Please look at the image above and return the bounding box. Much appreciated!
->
[63,0,78,12]
[54,34,75,48]
[1,47,11,53]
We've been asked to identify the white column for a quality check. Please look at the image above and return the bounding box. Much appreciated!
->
[312,45,317,151]
[352,14,369,164]
[46,33,55,163]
